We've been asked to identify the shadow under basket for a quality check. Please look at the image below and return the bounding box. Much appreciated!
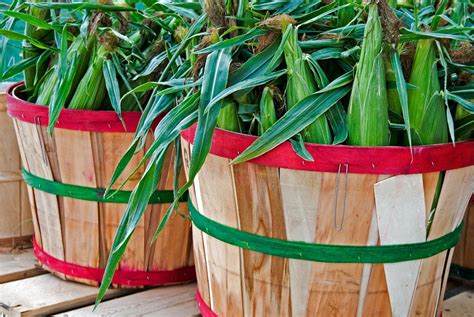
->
[0,84,32,251]
[181,125,473,317]
[7,82,195,287]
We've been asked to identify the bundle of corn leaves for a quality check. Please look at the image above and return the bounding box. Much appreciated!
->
[17,0,465,305]
[0,0,192,133]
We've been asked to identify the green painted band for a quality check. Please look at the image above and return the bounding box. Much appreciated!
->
[189,200,462,263]
[22,168,186,204]
[450,264,474,281]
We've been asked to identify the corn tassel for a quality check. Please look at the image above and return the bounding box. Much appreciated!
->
[217,98,241,132]
[284,24,332,144]
[407,39,447,145]
[347,4,389,146]
[259,86,277,134]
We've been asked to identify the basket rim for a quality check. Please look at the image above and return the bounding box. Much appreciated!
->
[181,124,474,174]
[6,82,156,133]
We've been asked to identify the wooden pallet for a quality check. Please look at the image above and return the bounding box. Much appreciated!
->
[2,248,474,316]
[0,248,200,317]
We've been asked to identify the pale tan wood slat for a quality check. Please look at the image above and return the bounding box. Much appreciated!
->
[0,274,132,317]
[53,283,199,317]
[0,249,45,283]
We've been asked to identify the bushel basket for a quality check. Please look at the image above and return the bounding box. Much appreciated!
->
[0,83,32,250]
[7,82,195,287]
[181,125,473,317]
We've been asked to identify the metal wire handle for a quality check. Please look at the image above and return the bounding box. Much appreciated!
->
[333,163,349,231]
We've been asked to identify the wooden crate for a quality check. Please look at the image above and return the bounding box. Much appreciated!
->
[0,83,32,250]
[0,249,472,316]
[0,248,200,316]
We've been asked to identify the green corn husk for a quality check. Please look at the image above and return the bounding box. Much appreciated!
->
[68,45,108,110]
[217,98,241,132]
[35,66,58,106]
[259,86,277,134]
[337,0,356,27]
[35,36,91,106]
[347,4,389,146]
[384,54,403,145]
[284,24,332,144]
[23,0,52,89]
[384,57,402,117]
[407,39,448,145]
[454,103,473,141]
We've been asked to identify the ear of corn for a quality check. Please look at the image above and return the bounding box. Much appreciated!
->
[23,0,52,89]
[384,55,402,146]
[35,66,58,106]
[347,3,389,146]
[284,24,332,144]
[259,86,277,134]
[407,39,448,145]
[217,98,241,132]
[34,36,91,107]
[68,45,108,110]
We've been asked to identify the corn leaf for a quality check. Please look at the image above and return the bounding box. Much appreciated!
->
[105,94,175,194]
[28,2,136,12]
[228,39,281,84]
[196,27,268,54]
[400,28,473,42]
[275,0,305,14]
[48,28,78,134]
[204,69,287,114]
[1,53,40,80]
[95,150,166,308]
[0,29,58,51]
[159,13,207,81]
[390,50,412,149]
[306,55,348,144]
[447,92,474,113]
[103,59,124,125]
[1,10,59,31]
[289,134,314,161]
[232,85,350,164]
[149,48,233,242]
[187,48,232,181]
[98,95,200,305]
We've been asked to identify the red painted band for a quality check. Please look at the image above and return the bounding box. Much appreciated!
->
[33,238,196,287]
[6,82,161,133]
[196,289,218,317]
[181,125,474,175]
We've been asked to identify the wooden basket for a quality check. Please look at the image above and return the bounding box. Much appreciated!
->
[451,197,474,280]
[0,83,32,251]
[181,125,474,317]
[7,82,194,287]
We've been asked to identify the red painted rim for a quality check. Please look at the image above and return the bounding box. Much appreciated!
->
[196,289,218,317]
[181,125,474,175]
[6,82,161,133]
[33,237,196,287]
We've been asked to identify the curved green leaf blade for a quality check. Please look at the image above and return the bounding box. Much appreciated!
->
[232,85,351,164]
[103,59,123,125]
